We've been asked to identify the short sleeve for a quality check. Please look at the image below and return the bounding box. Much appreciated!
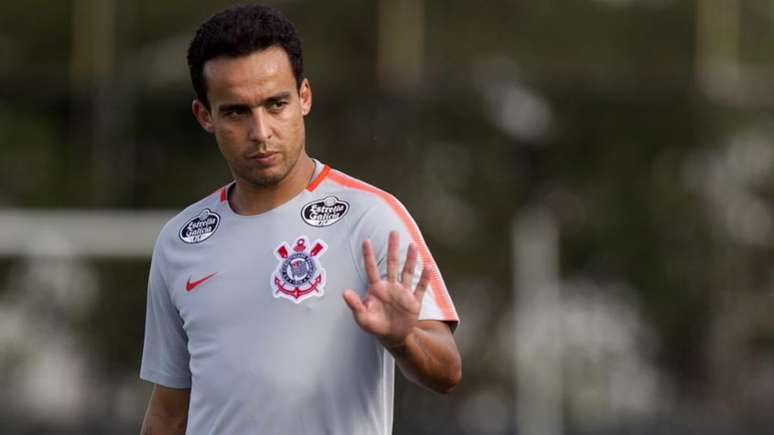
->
[139,237,192,388]
[351,193,459,329]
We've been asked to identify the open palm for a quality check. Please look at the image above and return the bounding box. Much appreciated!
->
[343,231,431,348]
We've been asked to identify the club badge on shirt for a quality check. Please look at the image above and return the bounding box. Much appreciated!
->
[271,236,328,304]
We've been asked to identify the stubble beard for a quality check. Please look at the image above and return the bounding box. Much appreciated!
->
[236,149,300,188]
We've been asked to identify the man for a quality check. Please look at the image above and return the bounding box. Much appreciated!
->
[140,4,461,434]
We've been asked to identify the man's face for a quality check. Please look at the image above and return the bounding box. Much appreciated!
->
[192,46,312,187]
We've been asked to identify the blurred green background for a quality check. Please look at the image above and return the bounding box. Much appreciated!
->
[2,0,774,434]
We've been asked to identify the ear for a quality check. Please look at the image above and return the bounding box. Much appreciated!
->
[192,99,215,133]
[299,78,312,116]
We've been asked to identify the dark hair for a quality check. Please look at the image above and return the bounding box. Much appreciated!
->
[187,4,304,108]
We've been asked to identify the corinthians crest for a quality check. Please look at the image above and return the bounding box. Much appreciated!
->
[271,236,328,303]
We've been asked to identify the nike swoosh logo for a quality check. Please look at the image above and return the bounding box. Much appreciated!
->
[186,272,217,292]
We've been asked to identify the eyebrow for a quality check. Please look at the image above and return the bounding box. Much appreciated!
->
[218,103,248,114]
[217,92,292,113]
[265,92,291,104]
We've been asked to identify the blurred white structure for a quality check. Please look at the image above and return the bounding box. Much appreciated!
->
[512,207,665,434]
[513,208,564,435]
[0,209,172,427]
[0,209,174,258]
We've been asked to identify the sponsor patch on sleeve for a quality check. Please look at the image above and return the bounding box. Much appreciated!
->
[179,208,220,244]
[301,196,349,227]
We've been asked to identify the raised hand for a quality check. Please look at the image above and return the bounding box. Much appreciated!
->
[342,230,432,348]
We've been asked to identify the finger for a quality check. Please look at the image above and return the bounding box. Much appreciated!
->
[342,289,366,314]
[343,290,375,330]
[401,242,417,285]
[386,230,399,282]
[362,240,380,285]
[413,265,432,305]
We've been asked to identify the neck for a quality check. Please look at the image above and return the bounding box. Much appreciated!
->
[229,154,315,215]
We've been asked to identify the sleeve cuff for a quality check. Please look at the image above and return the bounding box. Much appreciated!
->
[139,367,192,389]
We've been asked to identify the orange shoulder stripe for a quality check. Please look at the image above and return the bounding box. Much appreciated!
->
[327,170,457,320]
[306,164,331,192]
[208,183,230,202]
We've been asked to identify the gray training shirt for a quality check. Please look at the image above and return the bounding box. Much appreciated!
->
[140,160,459,435]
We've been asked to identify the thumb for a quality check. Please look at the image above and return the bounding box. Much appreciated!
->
[342,289,366,314]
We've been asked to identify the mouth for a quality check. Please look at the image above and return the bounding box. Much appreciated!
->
[246,151,279,166]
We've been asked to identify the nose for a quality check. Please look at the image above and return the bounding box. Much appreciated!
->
[248,109,272,143]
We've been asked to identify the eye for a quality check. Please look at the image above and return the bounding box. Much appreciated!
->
[222,107,247,117]
[268,100,288,113]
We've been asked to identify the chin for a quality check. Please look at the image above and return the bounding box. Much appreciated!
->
[243,167,289,187]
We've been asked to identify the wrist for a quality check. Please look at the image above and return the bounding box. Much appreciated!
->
[380,329,414,356]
